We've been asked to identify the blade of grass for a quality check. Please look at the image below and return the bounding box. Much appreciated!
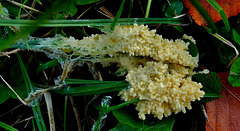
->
[232,29,240,45]
[17,0,28,20]
[93,109,105,131]
[211,33,239,68]
[0,18,184,27]
[207,0,230,33]
[0,121,18,131]
[65,79,125,85]
[0,0,71,52]
[36,59,60,74]
[189,0,218,33]
[0,17,48,52]
[110,0,126,31]
[93,99,140,113]
[51,81,129,96]
[145,0,152,18]
[32,119,36,131]
[64,96,68,131]
[17,54,47,131]
[128,0,133,18]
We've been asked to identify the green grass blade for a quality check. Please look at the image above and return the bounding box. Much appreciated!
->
[17,0,28,20]
[0,18,184,27]
[32,119,36,131]
[17,54,33,92]
[0,0,68,52]
[17,54,47,131]
[108,99,140,111]
[145,0,152,18]
[232,29,240,45]
[65,79,125,85]
[36,59,60,74]
[0,18,48,52]
[128,0,133,18]
[189,0,218,33]
[51,81,129,96]
[110,0,126,31]
[94,99,140,113]
[0,121,18,131]
[207,0,230,33]
[93,109,105,131]
[64,96,68,131]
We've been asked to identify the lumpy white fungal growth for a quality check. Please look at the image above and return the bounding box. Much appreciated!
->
[19,24,204,120]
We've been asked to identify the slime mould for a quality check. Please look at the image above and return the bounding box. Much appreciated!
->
[14,24,204,120]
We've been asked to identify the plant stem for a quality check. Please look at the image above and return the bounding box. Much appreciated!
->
[211,33,239,68]
[145,0,152,18]
[64,96,68,131]
[6,0,43,13]
[0,18,184,27]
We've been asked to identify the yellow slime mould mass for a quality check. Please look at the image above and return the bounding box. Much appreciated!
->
[22,24,204,120]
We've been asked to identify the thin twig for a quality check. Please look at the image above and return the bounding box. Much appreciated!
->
[69,96,82,131]
[77,6,92,19]
[55,57,68,85]
[201,104,209,122]
[0,75,27,105]
[0,104,23,118]
[222,83,240,102]
[6,0,43,14]
[97,6,115,19]
[0,48,21,58]
[211,33,239,68]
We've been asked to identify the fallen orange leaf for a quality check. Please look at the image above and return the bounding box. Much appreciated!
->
[182,0,240,26]
[206,72,240,131]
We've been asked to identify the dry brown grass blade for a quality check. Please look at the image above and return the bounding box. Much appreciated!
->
[6,0,43,14]
[211,33,239,68]
[0,75,27,105]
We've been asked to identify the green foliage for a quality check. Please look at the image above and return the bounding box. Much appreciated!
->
[228,57,240,87]
[112,108,144,129]
[192,72,222,102]
[35,0,42,5]
[232,29,240,45]
[111,0,125,31]
[143,117,175,131]
[207,0,230,33]
[0,121,18,131]
[75,0,101,5]
[1,2,19,17]
[17,54,47,131]
[182,39,199,57]
[111,108,175,131]
[0,18,184,27]
[145,0,152,18]
[1,0,239,130]
[52,0,78,19]
[189,0,218,33]
[0,83,15,104]
[110,123,141,131]
[52,80,129,96]
[162,0,183,17]
[218,43,235,66]
[0,82,28,104]
[36,59,60,74]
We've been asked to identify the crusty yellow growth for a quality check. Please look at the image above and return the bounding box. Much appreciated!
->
[30,24,204,120]
[118,62,204,120]
[58,24,198,69]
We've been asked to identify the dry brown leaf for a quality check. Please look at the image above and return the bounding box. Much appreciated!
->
[206,72,240,131]
[182,0,240,26]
